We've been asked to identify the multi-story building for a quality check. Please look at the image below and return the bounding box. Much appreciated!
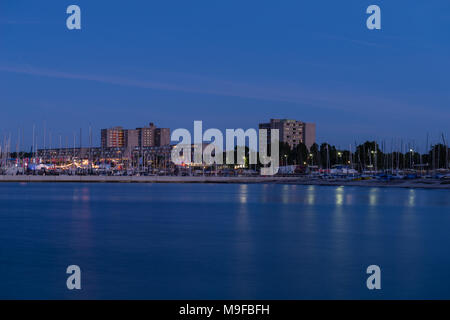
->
[137,123,171,147]
[258,119,316,150]
[102,123,171,149]
[137,123,157,148]
[124,129,139,150]
[101,127,125,148]
[155,128,171,147]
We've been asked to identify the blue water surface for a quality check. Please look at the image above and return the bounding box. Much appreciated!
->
[0,183,449,299]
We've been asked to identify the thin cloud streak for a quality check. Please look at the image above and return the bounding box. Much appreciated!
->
[314,32,387,48]
[0,64,444,122]
[0,19,40,25]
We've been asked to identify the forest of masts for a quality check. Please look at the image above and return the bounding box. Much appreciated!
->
[0,128,449,172]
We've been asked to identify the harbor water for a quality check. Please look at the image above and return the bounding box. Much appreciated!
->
[1,183,450,299]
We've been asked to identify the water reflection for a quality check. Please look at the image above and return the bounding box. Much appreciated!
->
[345,193,354,206]
[72,187,91,202]
[330,187,350,294]
[407,189,416,208]
[239,184,248,204]
[2,183,450,299]
[261,184,270,203]
[281,184,290,204]
[306,185,316,206]
[237,185,249,230]
[235,185,253,296]
[335,186,344,206]
[369,188,379,206]
[70,186,95,297]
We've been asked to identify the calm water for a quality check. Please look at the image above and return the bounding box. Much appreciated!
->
[1,183,450,299]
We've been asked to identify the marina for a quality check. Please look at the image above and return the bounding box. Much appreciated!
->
[1,0,449,304]
[1,137,449,189]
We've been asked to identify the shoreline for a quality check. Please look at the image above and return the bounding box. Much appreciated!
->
[288,179,450,190]
[0,175,449,189]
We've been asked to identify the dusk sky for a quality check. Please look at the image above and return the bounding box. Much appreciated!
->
[0,1,449,151]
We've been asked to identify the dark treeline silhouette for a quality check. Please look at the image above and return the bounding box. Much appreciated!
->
[277,141,450,171]
[9,152,33,159]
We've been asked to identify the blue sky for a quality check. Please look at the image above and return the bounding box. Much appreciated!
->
[0,0,449,150]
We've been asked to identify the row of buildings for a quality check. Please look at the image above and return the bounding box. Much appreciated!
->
[101,119,316,151]
[101,123,171,150]
[35,119,316,166]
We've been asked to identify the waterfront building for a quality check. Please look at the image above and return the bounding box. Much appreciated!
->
[155,128,171,147]
[101,123,171,149]
[136,123,171,147]
[124,129,139,150]
[37,145,173,170]
[259,119,316,150]
[101,126,125,148]
[137,123,157,148]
